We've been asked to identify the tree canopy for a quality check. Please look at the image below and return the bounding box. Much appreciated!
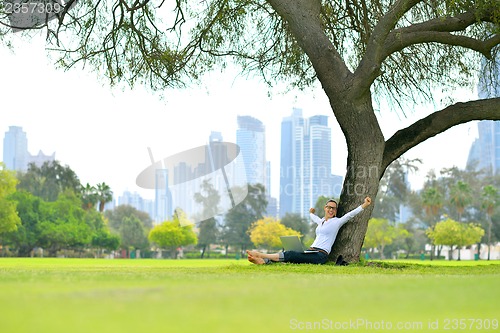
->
[0,163,21,234]
[248,217,300,249]
[364,217,409,259]
[148,214,197,256]
[4,189,111,256]
[17,161,81,202]
[426,218,484,260]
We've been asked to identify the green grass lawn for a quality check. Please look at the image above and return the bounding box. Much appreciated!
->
[0,258,499,333]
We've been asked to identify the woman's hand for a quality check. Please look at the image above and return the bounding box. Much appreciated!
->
[361,196,372,209]
[309,207,316,214]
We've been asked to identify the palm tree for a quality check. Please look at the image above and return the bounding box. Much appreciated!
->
[449,181,473,222]
[96,182,113,213]
[81,183,98,210]
[421,186,443,260]
[449,181,473,260]
[422,187,443,220]
[481,185,499,261]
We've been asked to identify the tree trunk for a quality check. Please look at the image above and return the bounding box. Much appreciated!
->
[488,216,492,261]
[200,245,206,259]
[328,96,384,262]
[379,245,385,259]
[267,0,391,263]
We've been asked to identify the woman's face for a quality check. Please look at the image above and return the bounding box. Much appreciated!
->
[324,202,337,219]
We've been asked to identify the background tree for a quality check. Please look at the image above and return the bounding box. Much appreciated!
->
[421,186,444,223]
[222,184,267,253]
[95,182,113,213]
[91,229,120,257]
[84,207,120,256]
[481,185,499,260]
[104,205,153,233]
[457,223,485,260]
[0,163,21,235]
[9,0,500,262]
[197,218,218,258]
[248,217,301,250]
[17,161,81,202]
[363,218,403,259]
[280,213,311,239]
[395,219,426,259]
[36,192,92,256]
[119,216,149,255]
[426,218,459,260]
[419,185,444,259]
[148,216,197,258]
[492,210,500,251]
[194,179,220,258]
[2,191,43,256]
[449,181,473,222]
[80,183,98,210]
[426,218,485,260]
[373,158,420,222]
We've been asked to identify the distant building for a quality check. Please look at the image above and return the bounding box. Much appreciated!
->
[155,168,172,224]
[209,131,223,143]
[153,132,248,225]
[467,122,500,175]
[467,57,500,175]
[266,196,278,218]
[3,126,29,171]
[236,116,267,189]
[29,150,56,168]
[117,190,154,218]
[280,108,342,217]
[236,116,278,216]
[3,126,55,171]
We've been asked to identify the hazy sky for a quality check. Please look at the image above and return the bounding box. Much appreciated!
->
[0,32,480,201]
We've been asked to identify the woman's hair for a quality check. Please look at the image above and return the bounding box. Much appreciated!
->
[325,199,338,206]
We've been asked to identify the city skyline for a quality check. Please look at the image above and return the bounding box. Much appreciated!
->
[6,107,494,223]
[1,106,482,203]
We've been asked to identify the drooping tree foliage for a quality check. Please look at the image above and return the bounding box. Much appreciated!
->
[17,161,81,202]
[3,0,500,261]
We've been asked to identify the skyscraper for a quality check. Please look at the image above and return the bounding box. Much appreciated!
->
[2,126,55,171]
[467,57,500,175]
[236,116,267,190]
[235,116,280,216]
[3,126,29,171]
[280,108,337,217]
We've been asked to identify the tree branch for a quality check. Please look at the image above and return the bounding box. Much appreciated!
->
[382,98,500,171]
[383,9,500,59]
[353,0,421,93]
[267,0,352,94]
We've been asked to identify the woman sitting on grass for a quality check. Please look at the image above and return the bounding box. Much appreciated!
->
[247,196,372,265]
